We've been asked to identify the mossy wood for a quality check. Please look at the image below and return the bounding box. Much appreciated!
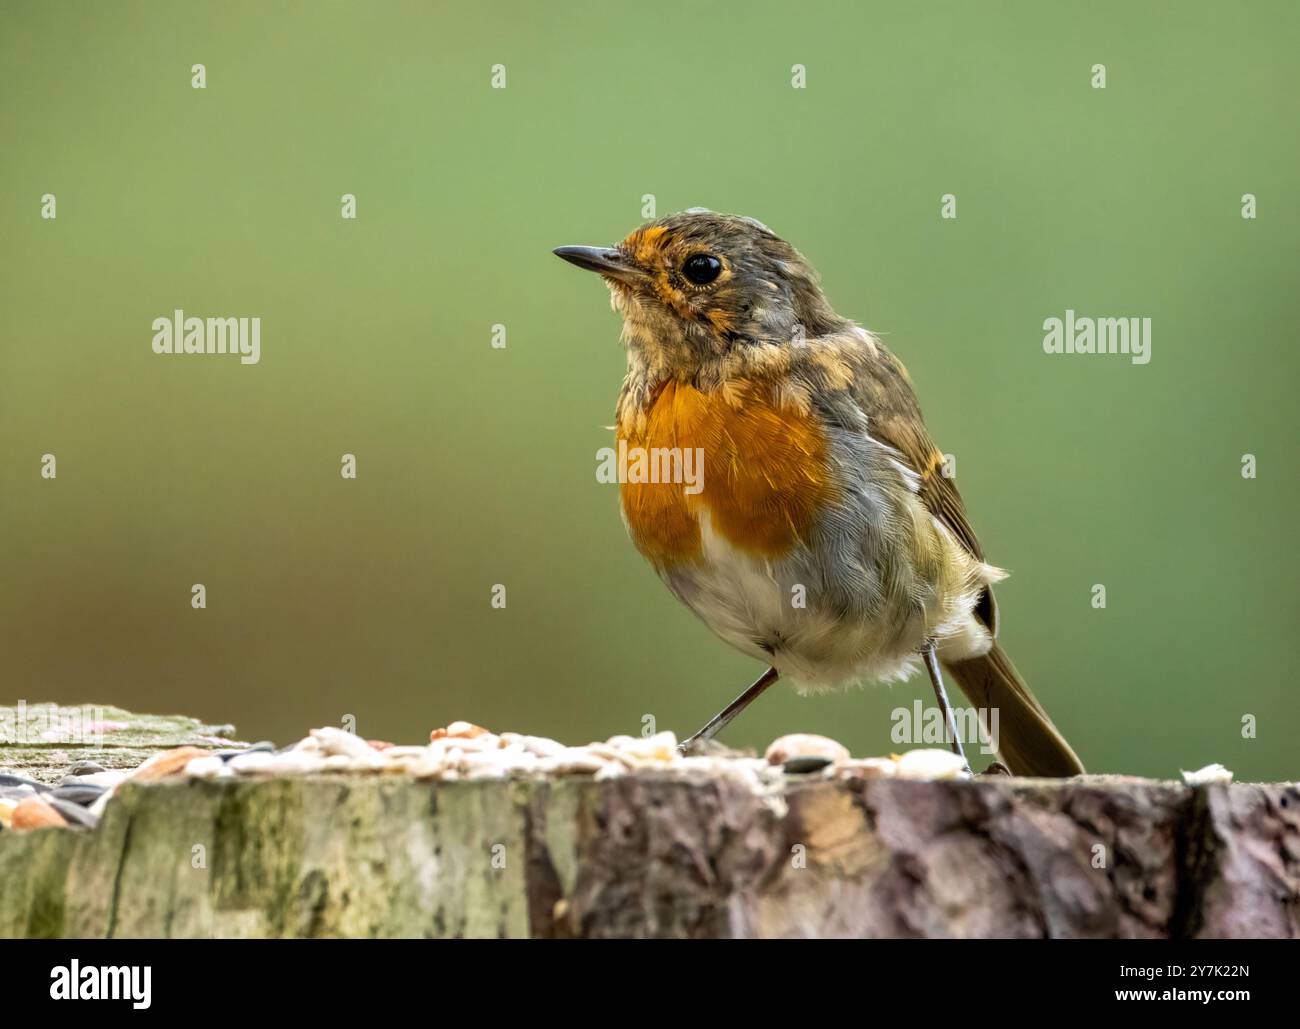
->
[1,706,1296,938]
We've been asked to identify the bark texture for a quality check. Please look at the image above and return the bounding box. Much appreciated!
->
[2,771,1297,938]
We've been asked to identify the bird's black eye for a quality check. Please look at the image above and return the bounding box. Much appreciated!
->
[682,253,722,285]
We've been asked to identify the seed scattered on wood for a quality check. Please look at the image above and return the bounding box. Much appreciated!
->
[764,733,851,766]
[894,749,970,781]
[131,746,212,783]
[44,796,99,829]
[310,727,380,760]
[431,721,489,741]
[182,755,229,780]
[11,796,67,830]
[782,756,833,775]
[834,758,897,780]
[1,717,1016,834]
[1181,763,1233,786]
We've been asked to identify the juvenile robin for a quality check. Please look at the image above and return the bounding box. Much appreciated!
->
[555,210,1084,776]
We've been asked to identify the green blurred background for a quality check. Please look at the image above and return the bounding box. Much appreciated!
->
[2,1,1296,780]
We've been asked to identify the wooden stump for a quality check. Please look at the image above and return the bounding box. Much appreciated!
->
[1,705,1297,938]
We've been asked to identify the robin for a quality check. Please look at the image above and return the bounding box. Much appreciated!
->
[554,210,1084,776]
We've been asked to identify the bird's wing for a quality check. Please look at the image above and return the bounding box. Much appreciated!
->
[837,339,998,632]
[800,332,1003,631]
[842,343,984,557]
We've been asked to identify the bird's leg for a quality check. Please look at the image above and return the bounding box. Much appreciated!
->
[921,644,971,774]
[679,666,780,752]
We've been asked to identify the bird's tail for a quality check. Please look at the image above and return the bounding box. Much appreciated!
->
[943,642,1084,777]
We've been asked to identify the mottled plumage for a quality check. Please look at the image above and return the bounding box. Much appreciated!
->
[555,210,1083,776]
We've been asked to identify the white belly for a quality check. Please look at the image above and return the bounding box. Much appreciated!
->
[659,512,953,693]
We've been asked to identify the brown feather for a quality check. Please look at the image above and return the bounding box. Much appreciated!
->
[945,644,1086,776]
[853,349,997,632]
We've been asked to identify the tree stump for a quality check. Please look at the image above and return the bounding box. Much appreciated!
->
[1,705,1296,938]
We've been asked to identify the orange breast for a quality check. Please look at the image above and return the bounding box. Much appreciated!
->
[618,380,836,565]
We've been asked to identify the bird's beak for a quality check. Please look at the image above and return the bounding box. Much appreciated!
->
[552,245,638,283]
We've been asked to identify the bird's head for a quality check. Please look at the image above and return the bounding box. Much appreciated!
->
[554,210,848,374]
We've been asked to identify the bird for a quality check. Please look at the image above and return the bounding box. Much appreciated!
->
[554,210,1084,777]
